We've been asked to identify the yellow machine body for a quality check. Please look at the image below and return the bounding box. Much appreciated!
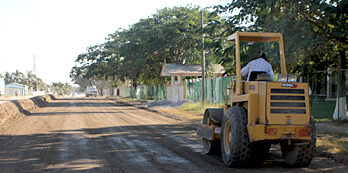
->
[198,32,315,167]
[198,32,313,143]
[226,81,312,142]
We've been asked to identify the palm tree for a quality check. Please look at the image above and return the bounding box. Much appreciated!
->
[12,69,24,83]
[26,71,35,88]
[4,72,12,84]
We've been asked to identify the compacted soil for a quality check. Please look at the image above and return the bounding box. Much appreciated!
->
[0,97,346,172]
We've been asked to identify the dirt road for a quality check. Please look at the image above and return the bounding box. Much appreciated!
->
[0,97,346,172]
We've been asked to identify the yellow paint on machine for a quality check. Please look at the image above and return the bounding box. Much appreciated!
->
[228,80,311,141]
[248,125,312,142]
[266,82,310,125]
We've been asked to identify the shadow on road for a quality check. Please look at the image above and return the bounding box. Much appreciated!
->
[53,97,104,101]
[42,101,128,108]
[0,123,345,172]
[1,97,346,172]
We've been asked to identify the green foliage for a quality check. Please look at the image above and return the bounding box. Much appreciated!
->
[71,6,224,92]
[71,1,347,100]
[51,82,73,96]
[3,70,47,91]
[215,0,347,76]
[213,1,347,121]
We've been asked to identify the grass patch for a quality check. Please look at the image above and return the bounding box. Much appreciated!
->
[317,132,348,155]
[311,101,336,119]
[156,108,202,122]
[315,118,333,123]
[179,102,224,114]
[156,102,224,122]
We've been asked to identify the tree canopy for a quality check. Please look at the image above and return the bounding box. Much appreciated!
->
[214,0,347,95]
[51,82,73,96]
[70,6,224,91]
[71,2,347,97]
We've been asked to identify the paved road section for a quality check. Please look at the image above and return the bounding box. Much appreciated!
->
[0,97,346,172]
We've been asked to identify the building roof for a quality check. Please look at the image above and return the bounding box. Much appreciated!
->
[5,83,29,89]
[161,64,202,76]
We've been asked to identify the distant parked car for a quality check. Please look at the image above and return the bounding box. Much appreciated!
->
[86,86,98,97]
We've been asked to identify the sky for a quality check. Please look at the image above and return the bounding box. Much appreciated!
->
[0,0,229,84]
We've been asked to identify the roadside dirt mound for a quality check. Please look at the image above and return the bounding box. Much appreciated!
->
[0,101,21,126]
[0,94,56,129]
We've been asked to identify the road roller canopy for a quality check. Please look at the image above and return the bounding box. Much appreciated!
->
[226,32,284,42]
[226,31,287,95]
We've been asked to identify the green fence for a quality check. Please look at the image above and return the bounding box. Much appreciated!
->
[118,77,236,103]
[119,76,235,104]
[135,84,167,100]
[118,74,347,120]
[185,76,235,104]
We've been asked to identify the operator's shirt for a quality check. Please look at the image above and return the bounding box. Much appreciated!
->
[241,58,274,81]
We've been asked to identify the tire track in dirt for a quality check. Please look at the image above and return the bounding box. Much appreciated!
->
[0,97,347,173]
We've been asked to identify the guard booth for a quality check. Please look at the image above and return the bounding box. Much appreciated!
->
[161,64,202,100]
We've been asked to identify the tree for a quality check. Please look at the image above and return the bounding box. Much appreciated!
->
[71,6,223,97]
[4,72,11,84]
[51,82,73,96]
[11,69,25,83]
[215,0,347,119]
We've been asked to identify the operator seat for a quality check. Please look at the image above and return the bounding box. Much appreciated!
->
[249,71,271,81]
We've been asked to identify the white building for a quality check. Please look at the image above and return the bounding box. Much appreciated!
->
[5,83,29,96]
[0,78,5,96]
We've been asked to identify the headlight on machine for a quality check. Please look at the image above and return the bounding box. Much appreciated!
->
[277,75,297,82]
[288,75,297,82]
[277,75,287,82]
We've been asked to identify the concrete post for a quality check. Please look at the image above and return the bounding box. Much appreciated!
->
[171,75,175,100]
[216,77,220,103]
[178,75,184,100]
[207,78,211,103]
[177,75,182,84]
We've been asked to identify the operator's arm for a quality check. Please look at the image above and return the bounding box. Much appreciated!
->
[241,63,250,77]
[267,63,274,81]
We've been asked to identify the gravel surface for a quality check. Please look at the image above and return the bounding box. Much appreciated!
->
[316,122,348,134]
[0,97,346,172]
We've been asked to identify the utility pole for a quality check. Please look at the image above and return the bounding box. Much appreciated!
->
[201,11,206,104]
[33,55,39,96]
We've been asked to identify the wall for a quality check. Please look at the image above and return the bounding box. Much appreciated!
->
[0,78,4,96]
